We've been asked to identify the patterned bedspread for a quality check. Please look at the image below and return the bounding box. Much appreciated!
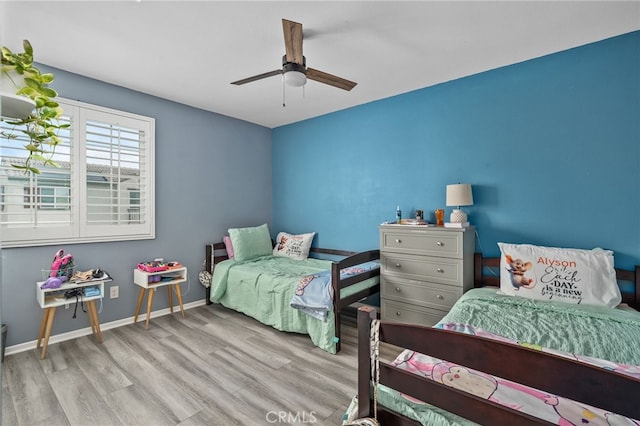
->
[391,323,640,425]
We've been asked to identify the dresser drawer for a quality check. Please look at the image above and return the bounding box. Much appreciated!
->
[380,228,465,258]
[382,276,462,311]
[381,252,463,286]
[381,299,446,327]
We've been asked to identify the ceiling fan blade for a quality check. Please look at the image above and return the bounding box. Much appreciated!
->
[306,68,357,91]
[282,19,303,64]
[231,69,283,86]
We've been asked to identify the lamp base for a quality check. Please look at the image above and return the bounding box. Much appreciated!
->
[450,209,467,223]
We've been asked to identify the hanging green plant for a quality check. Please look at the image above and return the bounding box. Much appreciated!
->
[1,39,69,174]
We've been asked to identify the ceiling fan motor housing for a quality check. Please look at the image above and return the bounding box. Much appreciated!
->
[282,55,307,86]
[282,55,306,73]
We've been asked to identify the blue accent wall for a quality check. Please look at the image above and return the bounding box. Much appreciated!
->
[2,66,272,347]
[273,31,640,269]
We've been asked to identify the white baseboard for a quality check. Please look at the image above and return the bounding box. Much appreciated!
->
[4,299,207,357]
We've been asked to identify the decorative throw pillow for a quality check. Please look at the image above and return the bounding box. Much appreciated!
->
[228,224,272,261]
[497,242,621,308]
[273,231,315,260]
[223,235,234,259]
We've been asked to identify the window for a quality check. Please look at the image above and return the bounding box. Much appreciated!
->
[0,98,155,247]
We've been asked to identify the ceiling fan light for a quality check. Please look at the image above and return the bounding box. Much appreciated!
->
[284,70,307,87]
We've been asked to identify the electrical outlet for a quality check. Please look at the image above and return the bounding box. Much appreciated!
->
[110,285,119,299]
[65,303,70,309]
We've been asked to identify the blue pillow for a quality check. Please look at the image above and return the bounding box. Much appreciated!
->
[228,224,272,261]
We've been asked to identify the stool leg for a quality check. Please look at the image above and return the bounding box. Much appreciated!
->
[37,308,49,349]
[145,288,155,330]
[174,283,185,319]
[134,287,145,323]
[87,301,103,343]
[41,307,57,359]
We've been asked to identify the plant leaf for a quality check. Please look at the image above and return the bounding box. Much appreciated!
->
[40,73,54,83]
[40,86,57,97]
[22,40,33,56]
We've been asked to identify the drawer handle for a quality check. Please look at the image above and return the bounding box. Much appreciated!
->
[436,294,444,300]
[395,239,402,244]
[395,287,401,292]
[395,263,402,268]
[437,268,444,273]
[436,241,444,246]
[396,311,401,316]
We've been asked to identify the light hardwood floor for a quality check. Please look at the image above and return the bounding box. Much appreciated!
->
[2,303,399,426]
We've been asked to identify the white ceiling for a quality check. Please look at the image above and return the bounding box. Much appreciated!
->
[1,1,639,128]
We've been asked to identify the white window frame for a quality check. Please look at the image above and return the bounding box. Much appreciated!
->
[0,98,155,248]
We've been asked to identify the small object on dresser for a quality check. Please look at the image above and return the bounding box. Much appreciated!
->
[444,221,470,228]
[137,261,168,272]
[396,205,402,223]
[399,219,430,226]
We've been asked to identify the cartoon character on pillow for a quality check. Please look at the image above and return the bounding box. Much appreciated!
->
[276,235,288,252]
[505,254,535,290]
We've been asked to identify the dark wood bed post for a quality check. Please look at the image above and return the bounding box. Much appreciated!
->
[205,244,213,305]
[357,306,377,419]
[205,242,229,305]
[331,263,342,352]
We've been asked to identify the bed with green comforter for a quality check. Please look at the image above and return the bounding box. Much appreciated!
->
[210,255,380,354]
[367,287,640,425]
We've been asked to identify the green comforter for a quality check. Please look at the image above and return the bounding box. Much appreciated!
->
[210,255,378,354]
[439,287,640,365]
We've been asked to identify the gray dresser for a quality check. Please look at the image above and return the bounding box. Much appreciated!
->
[379,224,475,326]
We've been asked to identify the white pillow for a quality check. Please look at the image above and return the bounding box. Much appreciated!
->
[497,242,621,308]
[273,232,315,260]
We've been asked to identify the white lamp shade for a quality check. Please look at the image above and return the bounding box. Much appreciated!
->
[284,70,307,87]
[446,184,473,207]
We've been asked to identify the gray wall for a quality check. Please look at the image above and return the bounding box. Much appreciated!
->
[2,66,272,347]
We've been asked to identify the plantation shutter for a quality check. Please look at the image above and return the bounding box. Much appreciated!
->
[0,113,75,244]
[79,108,153,239]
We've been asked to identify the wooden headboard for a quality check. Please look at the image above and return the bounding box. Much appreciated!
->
[473,252,640,309]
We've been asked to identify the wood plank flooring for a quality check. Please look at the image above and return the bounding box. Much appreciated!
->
[2,304,401,426]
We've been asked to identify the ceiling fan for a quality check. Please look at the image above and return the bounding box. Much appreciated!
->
[231,19,357,91]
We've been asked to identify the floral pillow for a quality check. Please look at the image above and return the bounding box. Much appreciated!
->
[497,242,621,308]
[273,232,315,261]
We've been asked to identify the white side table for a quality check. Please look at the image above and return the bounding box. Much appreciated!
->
[133,266,187,329]
[36,278,108,359]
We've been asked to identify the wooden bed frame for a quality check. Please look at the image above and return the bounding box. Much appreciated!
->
[356,253,640,425]
[205,242,380,352]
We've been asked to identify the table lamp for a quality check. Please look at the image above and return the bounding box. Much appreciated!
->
[446,183,473,223]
